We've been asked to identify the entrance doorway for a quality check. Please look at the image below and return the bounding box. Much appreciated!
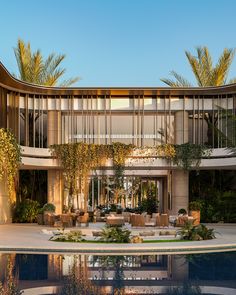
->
[18,170,48,206]
[86,176,167,212]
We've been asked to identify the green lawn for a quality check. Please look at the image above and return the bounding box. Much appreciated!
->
[51,239,190,243]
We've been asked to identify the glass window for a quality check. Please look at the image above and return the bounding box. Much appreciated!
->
[111,115,133,144]
[111,98,131,110]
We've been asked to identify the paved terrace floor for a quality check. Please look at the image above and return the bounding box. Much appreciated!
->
[0,223,236,255]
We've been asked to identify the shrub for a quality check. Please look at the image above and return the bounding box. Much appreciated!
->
[178,221,216,241]
[195,224,216,240]
[38,207,44,214]
[50,229,84,242]
[116,207,123,214]
[43,203,56,212]
[139,191,159,215]
[124,207,135,213]
[177,221,198,240]
[13,199,40,223]
[99,225,131,243]
[110,204,117,212]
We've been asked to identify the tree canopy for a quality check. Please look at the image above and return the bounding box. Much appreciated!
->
[14,39,79,86]
[161,46,236,87]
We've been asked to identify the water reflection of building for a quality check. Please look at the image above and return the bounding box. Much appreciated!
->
[0,253,187,290]
[1,252,236,294]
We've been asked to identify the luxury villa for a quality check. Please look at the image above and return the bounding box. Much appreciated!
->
[0,61,236,224]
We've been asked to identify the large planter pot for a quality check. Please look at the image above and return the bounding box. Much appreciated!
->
[43,211,53,225]
[37,213,44,225]
[190,210,200,225]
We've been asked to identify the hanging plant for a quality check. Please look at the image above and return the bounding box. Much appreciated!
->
[51,142,134,211]
[51,143,110,210]
[111,142,134,191]
[0,128,21,200]
[111,142,134,166]
[173,143,210,171]
[155,143,176,159]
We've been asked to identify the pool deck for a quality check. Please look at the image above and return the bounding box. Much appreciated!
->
[0,223,236,255]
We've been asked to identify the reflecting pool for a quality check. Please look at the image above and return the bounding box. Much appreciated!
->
[0,251,236,294]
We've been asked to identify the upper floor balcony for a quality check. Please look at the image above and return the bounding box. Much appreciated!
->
[20,146,236,172]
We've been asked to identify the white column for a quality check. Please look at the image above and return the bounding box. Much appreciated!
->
[47,111,63,214]
[48,170,63,214]
[171,255,189,280]
[0,179,12,224]
[171,111,189,214]
[47,111,61,147]
[171,170,189,214]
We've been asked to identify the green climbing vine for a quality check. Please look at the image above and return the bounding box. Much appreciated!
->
[51,143,110,210]
[0,128,21,201]
[51,142,134,210]
[155,143,176,159]
[111,142,134,189]
[173,143,210,171]
[137,143,209,170]
[51,141,210,210]
[110,142,134,204]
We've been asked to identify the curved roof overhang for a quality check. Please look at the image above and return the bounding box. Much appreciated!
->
[20,146,236,170]
[1,61,236,96]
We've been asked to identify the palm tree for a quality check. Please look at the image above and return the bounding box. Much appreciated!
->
[14,38,79,86]
[161,46,236,146]
[14,39,80,205]
[161,46,236,87]
[15,38,80,146]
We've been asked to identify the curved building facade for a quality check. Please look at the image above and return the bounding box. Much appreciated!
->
[0,62,236,223]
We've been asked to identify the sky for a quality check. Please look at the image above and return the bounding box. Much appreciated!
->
[1,0,236,87]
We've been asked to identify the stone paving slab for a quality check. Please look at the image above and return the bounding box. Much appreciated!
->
[0,223,236,254]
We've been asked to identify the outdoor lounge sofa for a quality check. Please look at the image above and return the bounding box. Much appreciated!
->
[106,215,125,226]
[176,215,194,227]
[77,213,89,227]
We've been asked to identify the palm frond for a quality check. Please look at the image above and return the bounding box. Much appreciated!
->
[160,77,179,87]
[14,39,31,81]
[14,39,79,86]
[44,68,66,86]
[170,71,192,87]
[60,77,80,87]
[45,54,65,75]
[227,77,236,84]
[212,48,235,86]
[200,47,213,85]
[31,50,44,84]
[164,46,236,88]
[161,71,192,87]
[185,50,204,86]
[202,46,213,72]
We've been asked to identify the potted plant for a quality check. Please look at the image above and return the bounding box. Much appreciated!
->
[189,201,201,225]
[42,203,56,225]
[37,207,44,225]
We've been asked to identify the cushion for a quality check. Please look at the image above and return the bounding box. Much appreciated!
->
[139,231,155,236]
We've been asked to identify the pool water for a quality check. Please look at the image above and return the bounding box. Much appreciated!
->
[0,251,236,294]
